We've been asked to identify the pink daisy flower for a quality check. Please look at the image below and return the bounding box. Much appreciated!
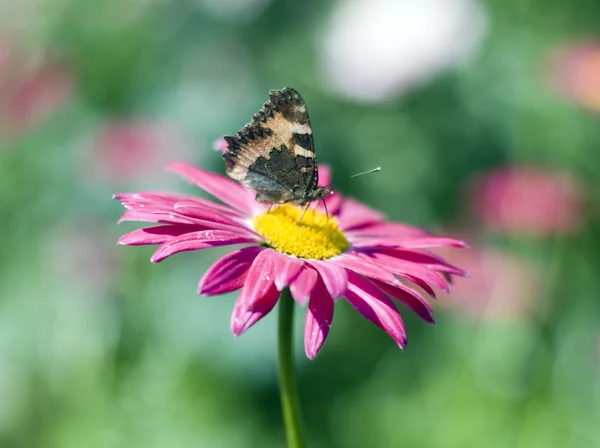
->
[0,36,73,140]
[89,120,190,182]
[549,41,600,112]
[468,166,584,236]
[434,245,541,322]
[114,162,467,358]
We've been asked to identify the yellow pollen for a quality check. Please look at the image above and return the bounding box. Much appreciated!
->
[252,204,350,260]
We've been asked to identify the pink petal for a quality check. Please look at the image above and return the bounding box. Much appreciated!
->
[199,246,265,296]
[166,162,257,215]
[371,280,435,324]
[117,210,197,226]
[173,200,242,225]
[231,249,280,336]
[306,260,348,299]
[334,253,441,300]
[317,164,332,187]
[331,254,399,287]
[345,271,407,349]
[336,199,386,230]
[115,192,248,228]
[115,191,243,217]
[289,267,318,306]
[114,192,182,209]
[173,200,263,238]
[120,203,256,236]
[402,274,438,297]
[271,252,304,291]
[353,236,469,250]
[231,283,280,337]
[346,222,427,239]
[150,230,257,263]
[304,278,334,359]
[237,249,276,306]
[360,252,450,292]
[380,249,468,277]
[396,236,469,249]
[117,224,205,246]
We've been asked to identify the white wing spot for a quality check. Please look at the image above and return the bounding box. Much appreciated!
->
[288,122,312,135]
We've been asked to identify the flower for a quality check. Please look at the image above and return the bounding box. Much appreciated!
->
[45,221,115,291]
[468,166,585,236]
[434,245,540,321]
[89,120,190,182]
[0,36,73,140]
[549,41,600,112]
[114,162,467,358]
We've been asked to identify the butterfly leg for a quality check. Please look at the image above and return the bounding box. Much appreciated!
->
[321,198,330,222]
[299,203,311,221]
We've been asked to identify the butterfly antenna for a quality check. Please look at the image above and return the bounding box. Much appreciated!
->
[350,166,381,178]
[321,167,380,190]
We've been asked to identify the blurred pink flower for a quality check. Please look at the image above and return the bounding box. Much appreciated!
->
[550,41,600,111]
[114,163,467,358]
[91,121,190,181]
[435,246,540,321]
[0,37,73,139]
[469,166,584,236]
[0,37,11,84]
[46,222,116,289]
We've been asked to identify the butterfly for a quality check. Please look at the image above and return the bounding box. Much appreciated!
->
[223,87,330,206]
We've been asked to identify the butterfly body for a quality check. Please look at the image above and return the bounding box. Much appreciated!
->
[223,88,330,205]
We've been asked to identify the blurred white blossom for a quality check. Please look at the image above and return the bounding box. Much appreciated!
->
[320,0,487,102]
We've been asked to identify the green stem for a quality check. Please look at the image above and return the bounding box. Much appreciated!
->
[277,288,306,448]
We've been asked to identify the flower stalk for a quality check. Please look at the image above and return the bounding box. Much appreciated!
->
[278,288,306,448]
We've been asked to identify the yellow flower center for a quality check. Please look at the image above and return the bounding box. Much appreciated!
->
[252,204,349,260]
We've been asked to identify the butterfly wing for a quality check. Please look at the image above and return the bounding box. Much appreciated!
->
[223,88,318,204]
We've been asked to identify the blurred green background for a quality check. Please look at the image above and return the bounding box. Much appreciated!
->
[1,0,599,446]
